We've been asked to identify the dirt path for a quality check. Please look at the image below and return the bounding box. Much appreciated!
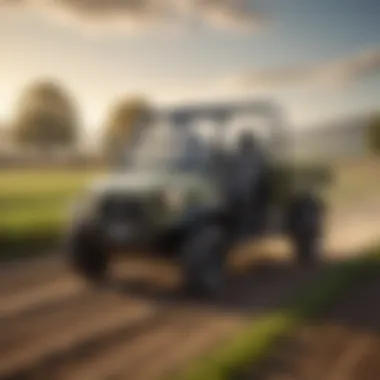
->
[244,272,380,380]
[1,198,380,380]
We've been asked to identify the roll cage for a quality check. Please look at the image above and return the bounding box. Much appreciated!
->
[158,99,287,160]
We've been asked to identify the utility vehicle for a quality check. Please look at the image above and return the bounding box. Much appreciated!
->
[65,99,331,296]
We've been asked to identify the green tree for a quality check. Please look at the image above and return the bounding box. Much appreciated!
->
[367,113,380,154]
[12,79,80,152]
[102,96,153,160]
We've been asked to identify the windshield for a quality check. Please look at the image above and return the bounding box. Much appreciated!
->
[124,120,215,172]
[122,110,276,171]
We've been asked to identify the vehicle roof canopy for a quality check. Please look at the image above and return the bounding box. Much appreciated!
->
[157,99,282,125]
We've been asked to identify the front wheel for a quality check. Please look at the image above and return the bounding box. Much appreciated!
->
[66,222,109,285]
[180,224,228,298]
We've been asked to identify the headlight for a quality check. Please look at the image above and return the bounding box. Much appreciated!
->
[68,195,99,221]
[161,188,186,210]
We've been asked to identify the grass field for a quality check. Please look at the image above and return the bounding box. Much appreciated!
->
[0,156,379,260]
[0,169,100,258]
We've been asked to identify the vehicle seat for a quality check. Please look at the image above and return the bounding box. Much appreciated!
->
[227,132,272,227]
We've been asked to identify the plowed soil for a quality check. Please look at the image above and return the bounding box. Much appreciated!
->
[1,198,380,380]
[243,273,380,380]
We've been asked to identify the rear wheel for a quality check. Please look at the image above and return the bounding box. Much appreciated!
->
[286,194,324,267]
[181,224,228,298]
[293,229,321,267]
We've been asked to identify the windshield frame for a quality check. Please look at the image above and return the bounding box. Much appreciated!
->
[122,118,216,173]
[122,101,281,172]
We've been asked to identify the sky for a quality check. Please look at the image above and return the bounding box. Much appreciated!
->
[0,0,380,133]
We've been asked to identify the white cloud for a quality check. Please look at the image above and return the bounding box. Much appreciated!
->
[191,0,268,31]
[0,0,268,34]
[228,48,380,90]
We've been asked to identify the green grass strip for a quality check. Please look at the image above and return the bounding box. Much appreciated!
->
[171,247,380,380]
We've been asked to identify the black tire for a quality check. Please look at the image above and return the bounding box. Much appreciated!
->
[286,193,324,267]
[66,222,109,285]
[293,230,321,267]
[181,224,228,298]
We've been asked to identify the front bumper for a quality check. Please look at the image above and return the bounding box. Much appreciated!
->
[105,221,142,242]
[101,221,145,248]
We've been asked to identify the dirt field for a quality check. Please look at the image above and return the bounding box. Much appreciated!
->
[243,272,380,380]
[1,194,380,380]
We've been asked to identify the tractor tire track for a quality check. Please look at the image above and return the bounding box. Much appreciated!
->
[0,292,159,379]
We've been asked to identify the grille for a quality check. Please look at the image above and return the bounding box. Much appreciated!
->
[100,195,145,221]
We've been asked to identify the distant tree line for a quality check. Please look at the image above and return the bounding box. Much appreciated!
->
[12,80,79,153]
[1,77,380,159]
[2,78,153,160]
